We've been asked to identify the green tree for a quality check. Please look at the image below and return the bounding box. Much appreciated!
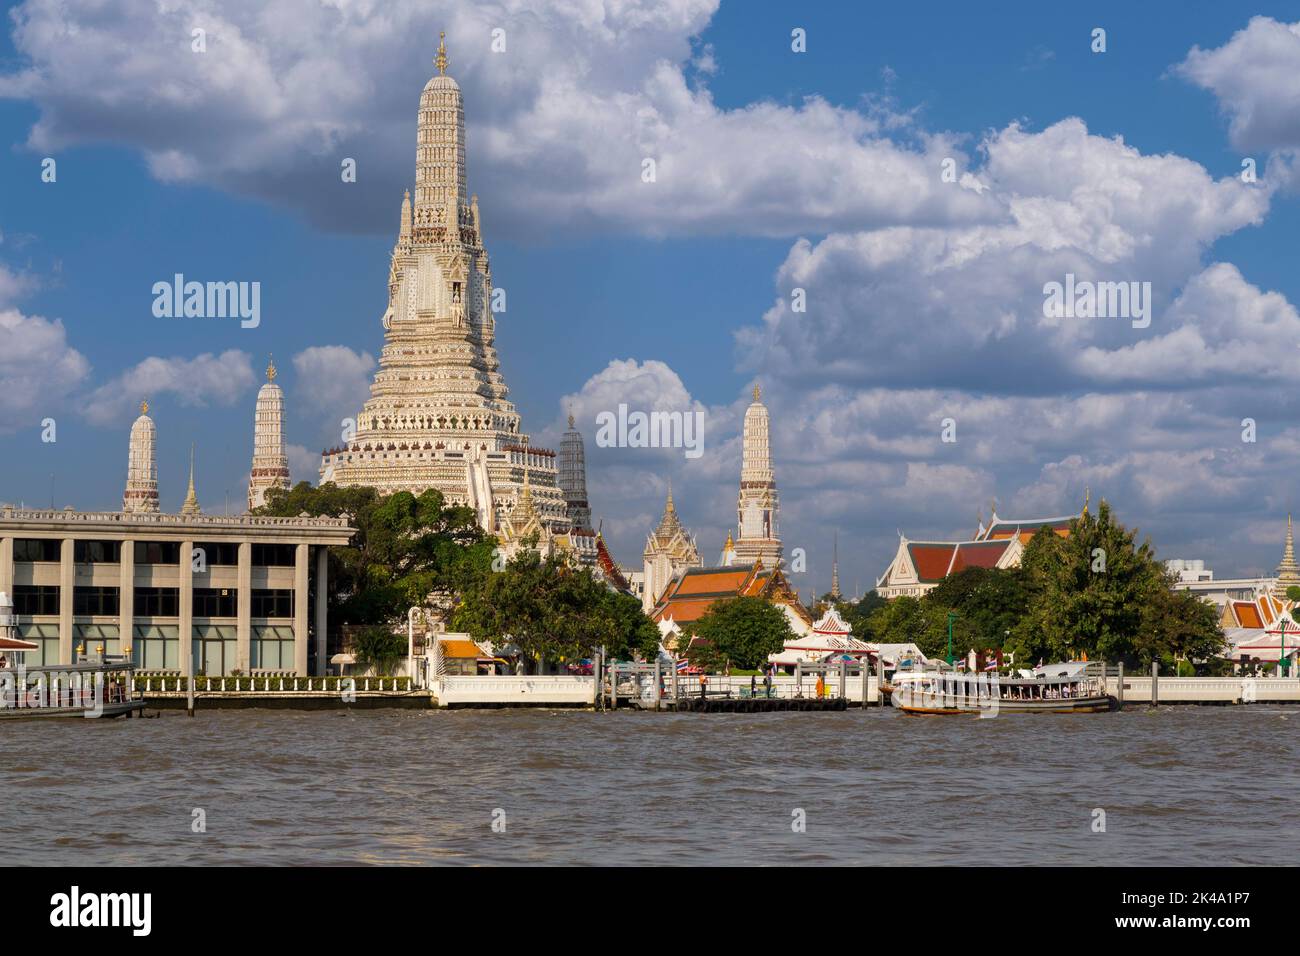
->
[689,596,794,670]
[1136,581,1225,668]
[451,550,656,669]
[864,595,944,654]
[351,625,408,673]
[255,482,494,626]
[841,589,887,638]
[921,566,1028,657]
[1006,501,1221,666]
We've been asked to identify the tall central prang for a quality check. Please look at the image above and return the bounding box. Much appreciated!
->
[321,34,572,540]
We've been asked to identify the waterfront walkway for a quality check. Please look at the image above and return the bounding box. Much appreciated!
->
[130,673,1300,710]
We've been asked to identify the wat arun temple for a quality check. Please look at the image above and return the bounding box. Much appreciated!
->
[318,36,591,560]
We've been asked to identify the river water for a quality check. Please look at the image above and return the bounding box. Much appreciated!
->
[5,706,1298,865]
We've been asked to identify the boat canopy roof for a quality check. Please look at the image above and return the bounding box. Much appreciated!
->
[1032,661,1089,680]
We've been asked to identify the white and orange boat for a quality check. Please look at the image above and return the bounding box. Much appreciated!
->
[891,661,1117,715]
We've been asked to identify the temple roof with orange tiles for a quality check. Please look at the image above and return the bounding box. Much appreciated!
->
[650,559,812,628]
[877,502,1082,599]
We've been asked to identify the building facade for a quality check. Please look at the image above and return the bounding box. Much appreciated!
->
[0,507,354,675]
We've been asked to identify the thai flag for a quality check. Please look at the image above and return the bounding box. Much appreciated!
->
[984,659,998,671]
[675,658,690,672]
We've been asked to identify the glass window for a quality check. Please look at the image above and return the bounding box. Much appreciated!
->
[74,540,122,564]
[252,543,296,567]
[134,541,181,565]
[132,624,179,670]
[73,586,120,616]
[134,587,180,617]
[192,624,238,676]
[74,623,121,657]
[13,585,60,616]
[17,623,60,666]
[252,624,295,671]
[251,589,294,618]
[193,588,237,618]
[13,538,61,562]
[194,542,240,566]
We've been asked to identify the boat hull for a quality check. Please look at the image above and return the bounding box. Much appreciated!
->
[894,693,1117,715]
[0,700,146,720]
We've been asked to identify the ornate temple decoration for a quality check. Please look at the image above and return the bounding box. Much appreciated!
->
[641,484,701,612]
[181,444,201,516]
[734,384,782,567]
[247,357,291,511]
[318,36,585,559]
[1274,513,1300,599]
[123,400,159,514]
[558,413,593,532]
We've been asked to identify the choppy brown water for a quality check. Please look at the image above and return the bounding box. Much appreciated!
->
[4,706,1298,865]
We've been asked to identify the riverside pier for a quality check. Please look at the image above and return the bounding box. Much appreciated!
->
[126,666,1300,711]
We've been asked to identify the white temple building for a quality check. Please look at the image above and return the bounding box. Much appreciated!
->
[734,385,781,567]
[122,400,159,514]
[769,606,873,669]
[248,357,291,510]
[641,485,701,613]
[318,35,576,549]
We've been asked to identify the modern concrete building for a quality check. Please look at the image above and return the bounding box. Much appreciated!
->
[0,507,354,675]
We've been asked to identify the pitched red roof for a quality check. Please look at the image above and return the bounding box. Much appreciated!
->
[594,535,630,591]
[949,540,1012,573]
[908,543,957,583]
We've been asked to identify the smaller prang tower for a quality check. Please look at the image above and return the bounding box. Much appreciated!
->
[248,357,291,511]
[123,400,159,514]
[733,385,781,567]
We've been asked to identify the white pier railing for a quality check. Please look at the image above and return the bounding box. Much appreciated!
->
[1109,676,1300,704]
[433,675,595,706]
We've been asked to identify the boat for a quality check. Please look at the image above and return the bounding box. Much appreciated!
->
[0,660,146,719]
[0,592,145,719]
[891,661,1116,715]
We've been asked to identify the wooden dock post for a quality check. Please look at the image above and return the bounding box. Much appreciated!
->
[1150,660,1158,707]
[609,661,616,711]
[186,652,195,717]
[839,658,848,702]
[594,649,604,712]
[653,659,662,711]
[671,660,679,705]
[794,662,802,698]
[1116,661,1124,707]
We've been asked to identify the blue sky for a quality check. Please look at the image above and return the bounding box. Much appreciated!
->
[3,0,1300,595]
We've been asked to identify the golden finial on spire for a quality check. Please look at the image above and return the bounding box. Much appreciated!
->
[665,478,675,513]
[568,412,575,429]
[140,399,149,416]
[266,355,277,383]
[1082,486,1091,517]
[753,384,761,402]
[435,31,448,75]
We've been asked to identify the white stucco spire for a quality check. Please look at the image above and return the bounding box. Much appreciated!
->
[248,356,290,511]
[415,31,466,230]
[320,36,575,562]
[123,399,159,514]
[735,383,781,566]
